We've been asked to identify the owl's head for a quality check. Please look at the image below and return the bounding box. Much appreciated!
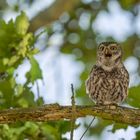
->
[97,42,123,71]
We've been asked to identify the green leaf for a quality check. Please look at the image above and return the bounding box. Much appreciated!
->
[36,97,44,106]
[0,13,35,72]
[26,56,42,84]
[41,123,60,140]
[135,131,140,140]
[19,88,35,107]
[0,78,15,108]
[58,120,80,134]
[15,84,24,97]
[112,123,128,133]
[17,98,29,108]
[24,122,39,135]
[17,33,34,57]
[8,56,19,66]
[0,19,17,58]
[15,11,29,35]
[127,86,140,108]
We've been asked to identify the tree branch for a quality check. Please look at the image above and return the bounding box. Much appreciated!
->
[0,104,140,125]
[29,0,80,32]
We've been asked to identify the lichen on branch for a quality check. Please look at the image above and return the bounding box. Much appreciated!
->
[0,104,139,125]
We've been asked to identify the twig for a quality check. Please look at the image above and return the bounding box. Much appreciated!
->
[80,117,95,140]
[36,81,40,99]
[70,84,76,140]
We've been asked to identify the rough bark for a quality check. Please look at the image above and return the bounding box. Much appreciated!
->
[29,0,80,32]
[0,104,140,125]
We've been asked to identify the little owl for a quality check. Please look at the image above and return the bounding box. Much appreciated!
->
[86,42,129,105]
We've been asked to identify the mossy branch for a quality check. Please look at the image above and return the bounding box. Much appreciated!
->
[0,104,139,125]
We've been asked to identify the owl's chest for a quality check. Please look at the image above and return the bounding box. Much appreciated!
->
[99,69,121,79]
[96,70,121,92]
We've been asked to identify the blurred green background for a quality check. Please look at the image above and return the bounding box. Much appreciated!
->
[0,0,140,139]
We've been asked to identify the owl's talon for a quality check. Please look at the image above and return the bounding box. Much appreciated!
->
[95,102,118,110]
[108,104,117,109]
[95,102,104,106]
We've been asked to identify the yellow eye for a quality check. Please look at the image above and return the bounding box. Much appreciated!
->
[110,46,117,50]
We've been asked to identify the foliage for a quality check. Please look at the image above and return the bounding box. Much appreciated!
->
[0,11,72,140]
[127,86,140,108]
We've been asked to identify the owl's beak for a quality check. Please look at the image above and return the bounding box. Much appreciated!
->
[105,49,112,58]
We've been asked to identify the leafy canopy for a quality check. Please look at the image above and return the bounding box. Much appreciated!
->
[0,12,71,140]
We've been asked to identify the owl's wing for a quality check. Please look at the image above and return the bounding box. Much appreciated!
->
[121,65,129,94]
[85,65,98,94]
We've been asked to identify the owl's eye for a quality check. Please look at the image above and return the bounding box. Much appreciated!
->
[99,45,104,51]
[110,46,117,50]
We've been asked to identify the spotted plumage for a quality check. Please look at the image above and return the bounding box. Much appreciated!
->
[86,42,129,105]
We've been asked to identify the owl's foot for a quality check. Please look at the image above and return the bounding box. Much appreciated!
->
[107,103,118,110]
[95,102,118,109]
[95,102,104,106]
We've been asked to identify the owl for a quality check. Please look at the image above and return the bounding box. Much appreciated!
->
[86,42,129,105]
